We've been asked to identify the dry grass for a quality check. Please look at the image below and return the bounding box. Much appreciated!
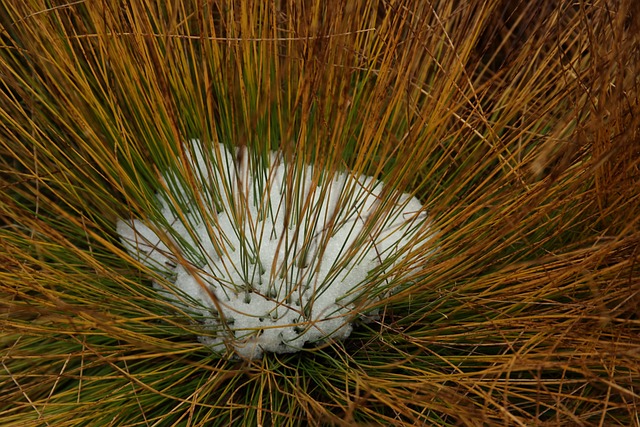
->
[1,0,639,425]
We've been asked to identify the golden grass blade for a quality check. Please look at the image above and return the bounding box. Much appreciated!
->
[1,0,639,425]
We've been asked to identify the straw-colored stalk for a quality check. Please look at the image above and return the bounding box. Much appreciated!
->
[1,0,639,425]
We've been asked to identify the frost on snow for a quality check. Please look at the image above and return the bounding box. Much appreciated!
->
[118,140,429,359]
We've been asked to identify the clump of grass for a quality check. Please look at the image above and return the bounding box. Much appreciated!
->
[1,0,639,425]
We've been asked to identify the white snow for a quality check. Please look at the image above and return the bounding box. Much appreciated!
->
[118,139,430,359]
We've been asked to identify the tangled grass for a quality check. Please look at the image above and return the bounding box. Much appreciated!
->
[1,0,639,425]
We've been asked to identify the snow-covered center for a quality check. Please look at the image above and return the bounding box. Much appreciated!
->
[118,140,427,359]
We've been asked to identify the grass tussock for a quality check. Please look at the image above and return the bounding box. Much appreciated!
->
[1,0,640,425]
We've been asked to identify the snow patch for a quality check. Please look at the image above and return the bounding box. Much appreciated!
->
[118,140,430,359]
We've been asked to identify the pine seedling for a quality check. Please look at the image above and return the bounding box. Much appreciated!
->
[1,1,640,426]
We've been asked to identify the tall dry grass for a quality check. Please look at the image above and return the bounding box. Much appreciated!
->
[1,0,639,425]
